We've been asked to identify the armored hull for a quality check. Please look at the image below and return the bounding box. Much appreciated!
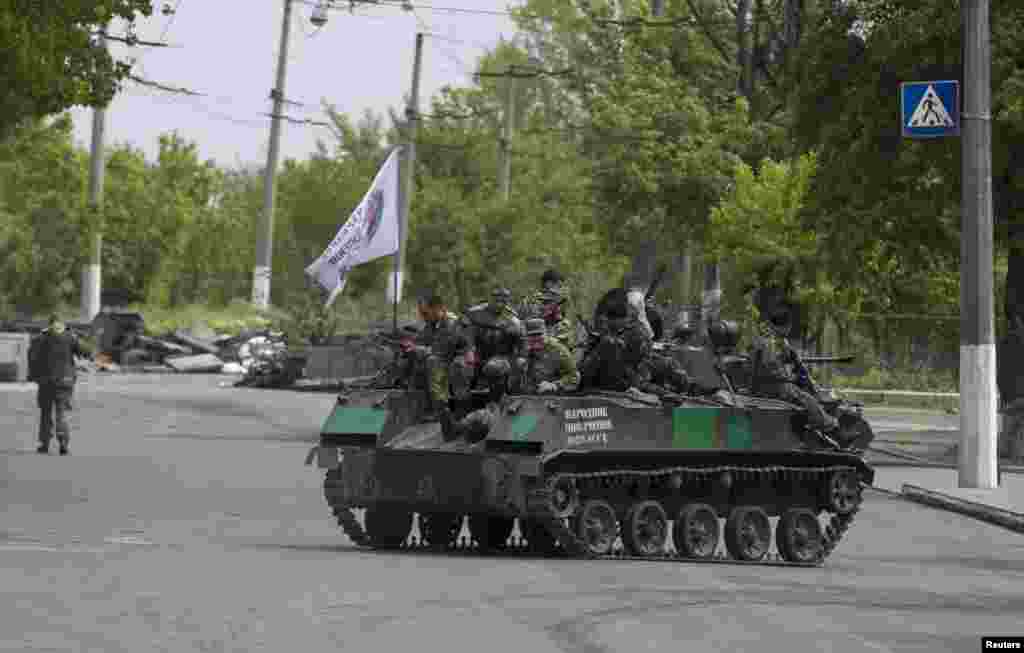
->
[307,386,874,566]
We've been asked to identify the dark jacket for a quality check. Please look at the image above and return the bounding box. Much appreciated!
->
[750,319,796,387]
[414,310,471,362]
[28,331,88,386]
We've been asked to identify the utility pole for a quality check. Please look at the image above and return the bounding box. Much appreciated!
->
[498,67,516,201]
[960,0,998,489]
[81,26,109,323]
[391,32,424,307]
[252,0,294,310]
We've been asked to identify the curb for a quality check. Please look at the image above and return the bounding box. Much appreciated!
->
[900,483,1024,534]
[867,459,1024,475]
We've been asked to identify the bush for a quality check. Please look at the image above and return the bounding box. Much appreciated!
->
[135,301,285,337]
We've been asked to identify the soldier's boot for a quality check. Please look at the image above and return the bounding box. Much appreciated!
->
[36,442,49,454]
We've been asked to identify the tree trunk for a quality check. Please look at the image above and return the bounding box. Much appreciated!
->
[783,0,803,50]
[736,0,753,99]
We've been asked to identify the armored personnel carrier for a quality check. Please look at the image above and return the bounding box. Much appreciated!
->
[305,325,874,566]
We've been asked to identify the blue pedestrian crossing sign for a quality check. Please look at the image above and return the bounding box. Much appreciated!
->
[901,80,959,138]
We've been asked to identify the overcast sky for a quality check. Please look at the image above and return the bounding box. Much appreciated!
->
[70,1,520,168]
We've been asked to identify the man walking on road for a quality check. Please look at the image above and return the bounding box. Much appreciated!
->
[28,316,90,455]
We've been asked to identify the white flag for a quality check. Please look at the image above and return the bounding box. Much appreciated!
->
[305,147,402,306]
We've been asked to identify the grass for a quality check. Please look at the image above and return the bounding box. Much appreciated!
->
[827,366,960,413]
[126,301,281,336]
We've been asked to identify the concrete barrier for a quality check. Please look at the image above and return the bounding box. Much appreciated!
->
[0,332,31,382]
[303,338,393,381]
[901,483,1024,534]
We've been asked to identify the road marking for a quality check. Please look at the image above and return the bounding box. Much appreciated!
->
[0,543,108,554]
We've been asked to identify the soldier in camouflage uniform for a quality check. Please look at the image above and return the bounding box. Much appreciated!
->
[579,296,652,392]
[519,269,566,319]
[515,318,579,394]
[401,291,473,439]
[462,287,523,404]
[457,319,579,443]
[519,269,576,353]
[748,303,838,433]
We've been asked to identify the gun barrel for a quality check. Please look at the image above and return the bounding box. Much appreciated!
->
[801,355,856,364]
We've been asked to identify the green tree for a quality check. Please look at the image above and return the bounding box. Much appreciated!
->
[0,0,152,138]
[0,115,87,314]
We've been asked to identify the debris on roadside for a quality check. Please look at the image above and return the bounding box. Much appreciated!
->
[165,353,225,373]
[4,311,403,389]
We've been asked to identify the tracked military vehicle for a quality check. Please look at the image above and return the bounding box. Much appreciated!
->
[305,323,875,566]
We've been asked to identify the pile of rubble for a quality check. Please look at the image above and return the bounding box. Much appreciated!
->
[98,326,297,377]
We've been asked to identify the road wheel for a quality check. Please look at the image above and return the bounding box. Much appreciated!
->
[621,500,669,557]
[776,508,825,563]
[468,514,515,551]
[419,512,461,550]
[724,506,771,561]
[826,470,862,515]
[574,499,618,556]
[673,503,719,559]
[364,507,412,549]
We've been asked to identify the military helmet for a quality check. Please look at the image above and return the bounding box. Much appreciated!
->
[524,318,546,337]
[541,268,563,286]
[708,320,739,350]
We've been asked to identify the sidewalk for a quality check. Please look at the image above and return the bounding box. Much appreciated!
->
[869,466,1024,534]
[871,466,1024,514]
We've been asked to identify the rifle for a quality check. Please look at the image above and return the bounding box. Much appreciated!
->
[645,263,668,304]
[784,346,855,394]
[800,354,856,365]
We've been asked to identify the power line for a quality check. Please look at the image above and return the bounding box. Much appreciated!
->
[95,32,174,47]
[475,67,574,79]
[264,113,332,127]
[125,75,330,130]
[325,1,521,17]
[128,74,202,96]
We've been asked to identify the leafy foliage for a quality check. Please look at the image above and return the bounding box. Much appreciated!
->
[3,0,1024,381]
[0,0,152,137]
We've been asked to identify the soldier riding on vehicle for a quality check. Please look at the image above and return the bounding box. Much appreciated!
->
[580,289,652,393]
[519,269,576,353]
[748,299,839,435]
[400,290,473,440]
[462,287,523,404]
[457,318,579,443]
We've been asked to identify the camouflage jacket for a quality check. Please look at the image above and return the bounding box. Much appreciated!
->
[749,319,795,385]
[518,335,580,393]
[546,317,576,353]
[463,304,522,359]
[414,310,470,361]
[519,289,575,347]
[580,316,652,391]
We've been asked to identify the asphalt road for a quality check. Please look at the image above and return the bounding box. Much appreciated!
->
[2,375,1022,652]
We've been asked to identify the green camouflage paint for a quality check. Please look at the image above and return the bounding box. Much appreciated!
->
[509,414,539,441]
[321,406,389,435]
[671,407,753,449]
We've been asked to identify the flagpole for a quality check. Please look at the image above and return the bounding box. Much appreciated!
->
[392,261,399,333]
